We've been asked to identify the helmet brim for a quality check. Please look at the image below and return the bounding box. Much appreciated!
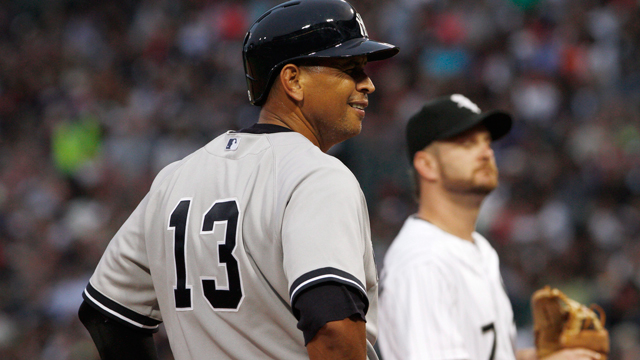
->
[250,38,399,106]
[305,37,399,62]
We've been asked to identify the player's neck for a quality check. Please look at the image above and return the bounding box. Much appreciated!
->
[417,190,483,242]
[258,102,329,152]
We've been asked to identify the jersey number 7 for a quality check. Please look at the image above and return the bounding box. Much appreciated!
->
[169,199,244,311]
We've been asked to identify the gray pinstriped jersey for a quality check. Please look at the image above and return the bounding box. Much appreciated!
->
[84,129,379,360]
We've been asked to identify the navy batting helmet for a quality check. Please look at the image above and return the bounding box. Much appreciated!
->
[242,0,399,106]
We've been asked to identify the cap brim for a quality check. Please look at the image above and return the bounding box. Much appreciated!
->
[436,110,512,143]
[480,110,512,141]
[307,37,399,62]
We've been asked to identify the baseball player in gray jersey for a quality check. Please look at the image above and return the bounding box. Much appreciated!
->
[77,1,398,359]
[378,95,602,360]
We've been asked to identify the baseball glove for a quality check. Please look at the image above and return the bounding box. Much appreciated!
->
[531,286,609,359]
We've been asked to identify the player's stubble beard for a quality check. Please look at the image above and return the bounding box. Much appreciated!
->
[440,162,499,196]
[318,101,364,147]
[325,115,363,144]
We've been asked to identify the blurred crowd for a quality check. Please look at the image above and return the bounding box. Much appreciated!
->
[0,0,639,358]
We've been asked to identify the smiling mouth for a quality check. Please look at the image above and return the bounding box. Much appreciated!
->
[350,103,365,110]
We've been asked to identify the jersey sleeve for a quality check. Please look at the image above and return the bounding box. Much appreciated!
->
[82,193,162,333]
[281,164,371,311]
[379,263,469,360]
[293,282,367,344]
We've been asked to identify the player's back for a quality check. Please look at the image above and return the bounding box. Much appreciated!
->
[142,128,356,359]
[84,125,379,359]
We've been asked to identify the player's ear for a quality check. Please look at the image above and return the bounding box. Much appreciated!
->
[279,64,304,102]
[413,147,439,182]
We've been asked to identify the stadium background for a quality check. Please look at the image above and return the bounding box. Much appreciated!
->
[0,0,639,358]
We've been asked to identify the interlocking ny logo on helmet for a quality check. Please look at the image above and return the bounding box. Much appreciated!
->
[242,0,399,106]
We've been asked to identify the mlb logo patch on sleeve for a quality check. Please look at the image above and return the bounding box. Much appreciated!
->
[225,138,239,151]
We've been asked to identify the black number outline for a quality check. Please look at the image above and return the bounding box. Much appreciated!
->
[169,198,244,312]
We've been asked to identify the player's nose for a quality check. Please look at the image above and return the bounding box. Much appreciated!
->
[356,75,375,94]
[479,139,494,159]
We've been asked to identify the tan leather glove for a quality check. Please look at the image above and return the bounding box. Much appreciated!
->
[531,286,609,359]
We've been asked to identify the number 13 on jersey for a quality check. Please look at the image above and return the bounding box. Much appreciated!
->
[168,198,244,312]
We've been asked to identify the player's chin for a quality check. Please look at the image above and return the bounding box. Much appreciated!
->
[472,180,498,194]
[332,122,362,144]
[470,175,498,192]
[344,116,363,134]
[342,125,362,141]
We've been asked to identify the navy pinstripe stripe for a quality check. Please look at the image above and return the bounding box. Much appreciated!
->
[289,267,367,308]
[83,283,161,333]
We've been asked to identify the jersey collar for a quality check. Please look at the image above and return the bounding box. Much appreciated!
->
[236,123,293,134]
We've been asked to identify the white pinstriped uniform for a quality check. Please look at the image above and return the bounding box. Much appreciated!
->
[378,216,517,360]
[84,129,379,360]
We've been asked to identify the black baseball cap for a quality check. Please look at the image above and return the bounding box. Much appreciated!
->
[406,94,513,161]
